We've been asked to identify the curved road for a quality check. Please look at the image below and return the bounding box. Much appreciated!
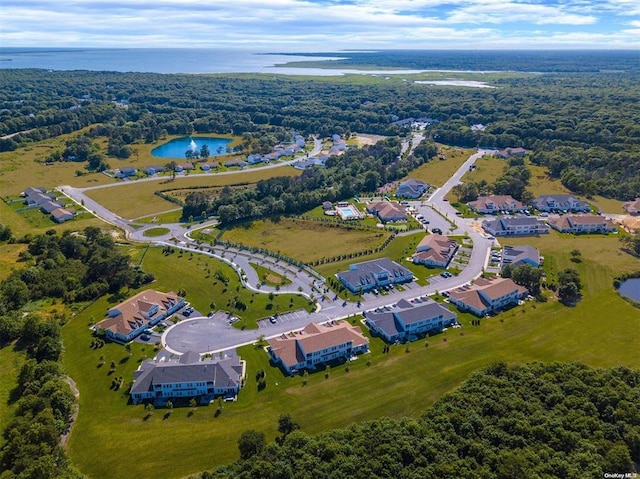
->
[58,140,497,353]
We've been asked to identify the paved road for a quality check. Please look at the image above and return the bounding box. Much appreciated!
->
[59,143,495,354]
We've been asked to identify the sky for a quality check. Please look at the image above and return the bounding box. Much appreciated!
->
[1,0,639,50]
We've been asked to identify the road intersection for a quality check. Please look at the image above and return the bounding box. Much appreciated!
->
[58,141,497,353]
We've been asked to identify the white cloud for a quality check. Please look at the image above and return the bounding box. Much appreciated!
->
[0,0,638,48]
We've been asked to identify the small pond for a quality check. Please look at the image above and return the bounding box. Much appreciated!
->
[151,137,232,159]
[618,278,640,302]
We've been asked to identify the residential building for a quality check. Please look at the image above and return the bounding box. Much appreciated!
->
[532,195,591,213]
[412,234,458,268]
[293,156,327,170]
[493,147,527,158]
[448,277,528,317]
[130,351,245,404]
[175,163,194,172]
[247,154,266,164]
[366,201,407,223]
[40,199,64,214]
[322,201,333,210]
[396,178,430,199]
[547,215,617,234]
[21,186,46,198]
[623,198,640,216]
[501,245,541,268]
[337,258,413,293]
[115,167,137,178]
[225,159,247,168]
[267,322,369,375]
[364,299,457,343]
[23,188,56,207]
[467,195,524,214]
[144,165,165,175]
[482,217,549,236]
[51,207,74,223]
[200,162,219,171]
[95,289,185,343]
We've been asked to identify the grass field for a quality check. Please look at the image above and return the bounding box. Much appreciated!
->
[0,243,27,282]
[404,145,476,187]
[85,167,302,219]
[139,247,312,325]
[249,262,292,286]
[220,218,392,264]
[0,346,23,446]
[132,209,183,224]
[62,231,640,479]
[142,227,171,237]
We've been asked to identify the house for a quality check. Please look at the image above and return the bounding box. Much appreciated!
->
[200,162,219,171]
[293,156,327,170]
[322,201,333,210]
[115,167,136,178]
[623,198,640,216]
[268,321,369,375]
[467,195,524,214]
[247,154,266,165]
[494,147,527,158]
[547,215,617,234]
[40,199,64,214]
[175,163,194,172]
[144,165,165,175]
[225,159,247,168]
[130,351,245,404]
[364,299,456,343]
[95,290,185,343]
[21,186,46,198]
[51,207,74,223]
[337,258,413,293]
[412,234,458,268]
[24,188,55,207]
[366,201,407,223]
[482,217,549,236]
[448,277,528,317]
[501,245,541,268]
[532,195,590,213]
[396,178,429,199]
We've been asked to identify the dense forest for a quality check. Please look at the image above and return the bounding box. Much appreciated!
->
[1,65,639,199]
[202,362,640,479]
[182,139,437,223]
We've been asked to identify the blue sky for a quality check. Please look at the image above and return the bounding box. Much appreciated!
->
[1,0,639,49]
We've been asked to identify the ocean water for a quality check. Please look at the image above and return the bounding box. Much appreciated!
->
[0,48,343,74]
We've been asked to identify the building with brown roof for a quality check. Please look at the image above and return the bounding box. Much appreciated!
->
[267,321,369,375]
[413,234,458,268]
[448,277,528,317]
[366,201,407,223]
[623,198,640,216]
[96,289,185,343]
[547,215,617,234]
[50,207,74,223]
[467,195,524,215]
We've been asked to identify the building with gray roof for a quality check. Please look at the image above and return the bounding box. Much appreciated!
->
[130,351,245,405]
[482,217,549,236]
[337,258,413,293]
[501,245,541,268]
[365,298,456,343]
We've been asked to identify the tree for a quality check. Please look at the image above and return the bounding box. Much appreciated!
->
[278,414,300,439]
[165,160,177,180]
[238,430,266,460]
[200,144,210,159]
[557,268,582,304]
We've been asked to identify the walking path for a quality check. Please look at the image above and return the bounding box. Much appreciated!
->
[57,138,497,353]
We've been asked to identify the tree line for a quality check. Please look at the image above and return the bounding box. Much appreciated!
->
[199,362,640,479]
[1,67,638,199]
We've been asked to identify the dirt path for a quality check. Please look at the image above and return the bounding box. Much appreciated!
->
[60,376,80,449]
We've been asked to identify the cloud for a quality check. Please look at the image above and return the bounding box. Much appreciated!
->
[0,0,638,48]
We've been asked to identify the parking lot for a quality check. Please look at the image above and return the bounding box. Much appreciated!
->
[257,309,312,328]
[409,202,453,235]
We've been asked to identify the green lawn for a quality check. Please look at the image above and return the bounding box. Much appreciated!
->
[249,262,292,286]
[133,209,183,224]
[139,247,312,326]
[221,218,392,264]
[0,243,27,282]
[142,227,171,237]
[0,346,23,446]
[63,234,640,479]
[85,168,302,219]
[404,145,475,187]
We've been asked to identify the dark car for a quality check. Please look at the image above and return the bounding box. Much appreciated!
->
[140,334,151,341]
[432,228,443,234]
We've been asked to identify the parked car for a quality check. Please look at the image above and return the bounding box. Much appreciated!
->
[269,316,277,324]
[140,334,151,341]
[432,228,443,234]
